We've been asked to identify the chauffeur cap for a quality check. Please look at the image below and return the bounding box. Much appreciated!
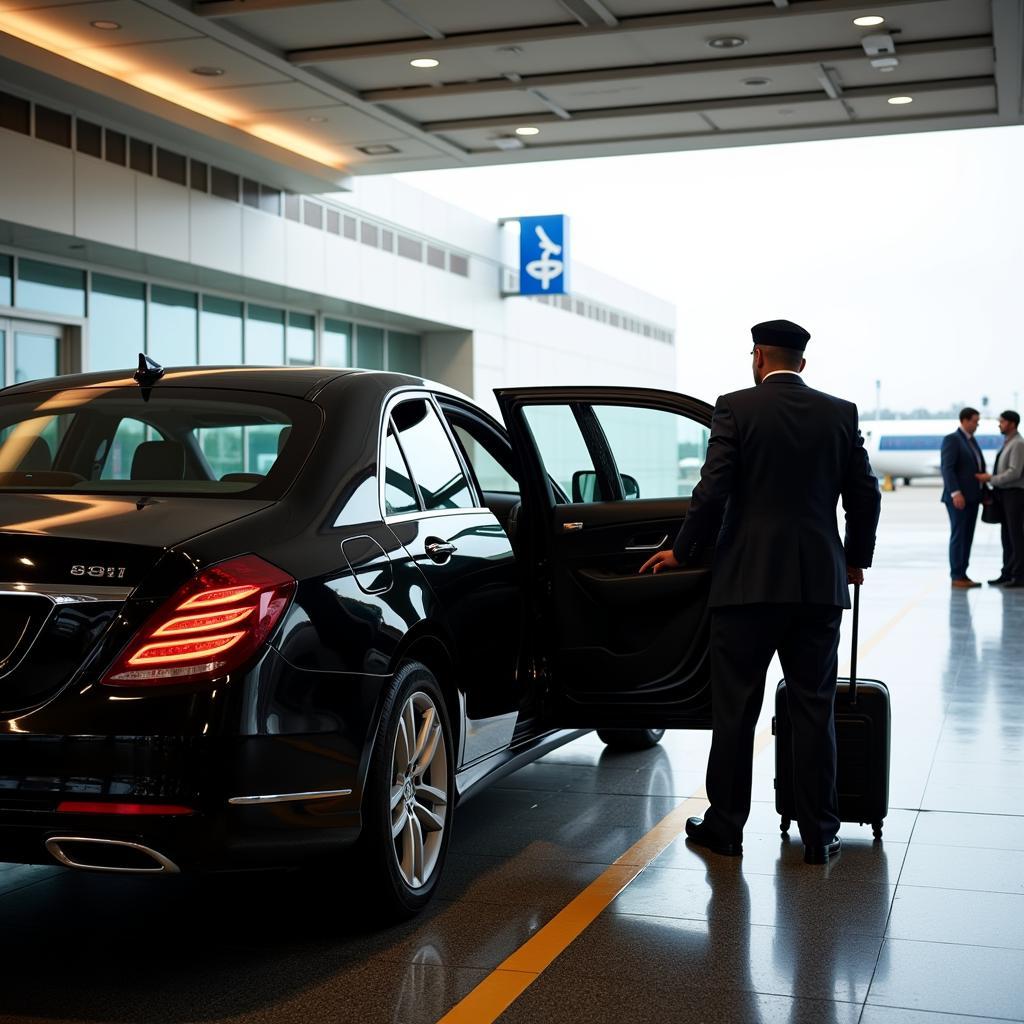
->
[751,319,811,351]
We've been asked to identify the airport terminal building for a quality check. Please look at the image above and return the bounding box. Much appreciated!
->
[0,85,676,408]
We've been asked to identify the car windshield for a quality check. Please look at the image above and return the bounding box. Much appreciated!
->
[0,385,320,498]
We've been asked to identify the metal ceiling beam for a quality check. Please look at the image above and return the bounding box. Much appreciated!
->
[194,0,358,16]
[362,37,992,102]
[992,0,1024,119]
[287,0,941,65]
[454,109,998,157]
[421,76,996,133]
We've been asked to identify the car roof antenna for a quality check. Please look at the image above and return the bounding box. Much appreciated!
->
[134,353,164,401]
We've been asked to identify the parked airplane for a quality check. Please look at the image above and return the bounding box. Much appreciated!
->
[861,419,1002,485]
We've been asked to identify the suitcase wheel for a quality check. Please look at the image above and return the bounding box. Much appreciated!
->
[872,822,883,840]
[780,817,791,836]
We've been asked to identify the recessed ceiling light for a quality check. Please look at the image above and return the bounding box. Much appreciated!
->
[708,36,746,49]
[305,115,327,123]
[410,58,440,68]
[515,126,540,136]
[743,77,771,87]
[90,19,121,30]
[357,143,400,155]
[854,15,885,26]
[191,66,225,77]
[887,95,913,104]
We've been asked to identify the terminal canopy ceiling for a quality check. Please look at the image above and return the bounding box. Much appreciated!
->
[0,0,1021,186]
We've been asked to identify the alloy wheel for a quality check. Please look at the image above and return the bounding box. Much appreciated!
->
[389,690,449,889]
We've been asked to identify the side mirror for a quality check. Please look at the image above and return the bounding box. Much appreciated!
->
[571,470,640,502]
[572,470,600,503]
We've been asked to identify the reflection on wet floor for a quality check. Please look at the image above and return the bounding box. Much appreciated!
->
[2,485,1023,1024]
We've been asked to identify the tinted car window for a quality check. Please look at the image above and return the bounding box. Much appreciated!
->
[391,399,474,511]
[593,404,710,500]
[450,421,519,495]
[0,386,318,498]
[383,424,419,515]
[522,405,600,503]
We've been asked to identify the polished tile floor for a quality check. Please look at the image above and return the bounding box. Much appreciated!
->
[2,485,1022,1024]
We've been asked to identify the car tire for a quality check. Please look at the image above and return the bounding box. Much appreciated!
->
[596,727,666,751]
[359,660,455,920]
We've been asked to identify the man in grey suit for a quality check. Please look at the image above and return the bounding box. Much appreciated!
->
[977,410,1024,588]
[640,319,880,865]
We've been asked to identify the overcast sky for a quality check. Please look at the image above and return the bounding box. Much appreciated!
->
[401,124,1024,418]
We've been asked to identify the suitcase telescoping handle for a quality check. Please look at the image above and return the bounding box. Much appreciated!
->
[849,581,860,705]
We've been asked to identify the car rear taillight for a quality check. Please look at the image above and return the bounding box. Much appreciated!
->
[57,802,194,815]
[101,555,295,687]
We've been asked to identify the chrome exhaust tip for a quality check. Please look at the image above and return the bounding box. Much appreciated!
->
[45,836,180,875]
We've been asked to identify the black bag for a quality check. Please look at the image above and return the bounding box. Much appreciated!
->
[773,584,891,839]
[981,486,1003,524]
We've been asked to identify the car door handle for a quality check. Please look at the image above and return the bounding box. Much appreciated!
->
[425,539,457,562]
[625,533,669,552]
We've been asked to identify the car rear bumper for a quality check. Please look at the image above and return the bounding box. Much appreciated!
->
[0,660,391,872]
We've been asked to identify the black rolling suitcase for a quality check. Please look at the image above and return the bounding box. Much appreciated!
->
[773,584,891,839]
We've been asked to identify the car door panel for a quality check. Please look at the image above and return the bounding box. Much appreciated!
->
[497,386,714,729]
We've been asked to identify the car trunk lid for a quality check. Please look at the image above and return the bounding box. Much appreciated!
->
[0,494,272,715]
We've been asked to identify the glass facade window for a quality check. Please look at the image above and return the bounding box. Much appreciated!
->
[105,129,126,166]
[90,274,146,371]
[149,286,197,366]
[322,318,351,367]
[246,305,284,364]
[190,159,208,192]
[76,119,102,158]
[13,327,59,384]
[286,312,315,365]
[17,258,85,316]
[0,254,11,307]
[35,105,71,147]
[355,325,384,369]
[387,331,421,375]
[0,91,30,135]
[200,295,243,364]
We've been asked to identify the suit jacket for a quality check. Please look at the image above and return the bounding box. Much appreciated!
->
[991,432,1024,491]
[672,374,880,610]
[940,429,986,504]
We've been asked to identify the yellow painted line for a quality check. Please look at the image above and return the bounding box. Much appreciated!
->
[437,580,939,1024]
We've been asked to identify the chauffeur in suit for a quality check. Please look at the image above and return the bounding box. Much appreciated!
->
[640,320,880,865]
[940,408,987,588]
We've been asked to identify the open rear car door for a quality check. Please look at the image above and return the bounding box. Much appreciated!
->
[497,386,717,730]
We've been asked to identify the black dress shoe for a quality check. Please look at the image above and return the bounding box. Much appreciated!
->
[1003,581,1024,589]
[988,577,1010,586]
[685,816,742,857]
[803,836,841,865]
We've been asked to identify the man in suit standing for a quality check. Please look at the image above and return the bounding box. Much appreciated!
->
[976,410,1024,588]
[940,408,986,589]
[640,319,880,865]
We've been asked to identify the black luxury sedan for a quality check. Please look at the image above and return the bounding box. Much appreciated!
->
[0,361,714,915]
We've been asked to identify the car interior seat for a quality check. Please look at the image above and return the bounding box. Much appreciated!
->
[131,440,186,481]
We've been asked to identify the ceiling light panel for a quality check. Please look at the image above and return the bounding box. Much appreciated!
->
[853,16,885,27]
[28,0,203,49]
[0,11,349,169]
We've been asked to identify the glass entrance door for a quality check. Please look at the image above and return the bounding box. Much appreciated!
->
[1,320,63,387]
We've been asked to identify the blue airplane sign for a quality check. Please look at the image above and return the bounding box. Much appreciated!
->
[519,214,570,295]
